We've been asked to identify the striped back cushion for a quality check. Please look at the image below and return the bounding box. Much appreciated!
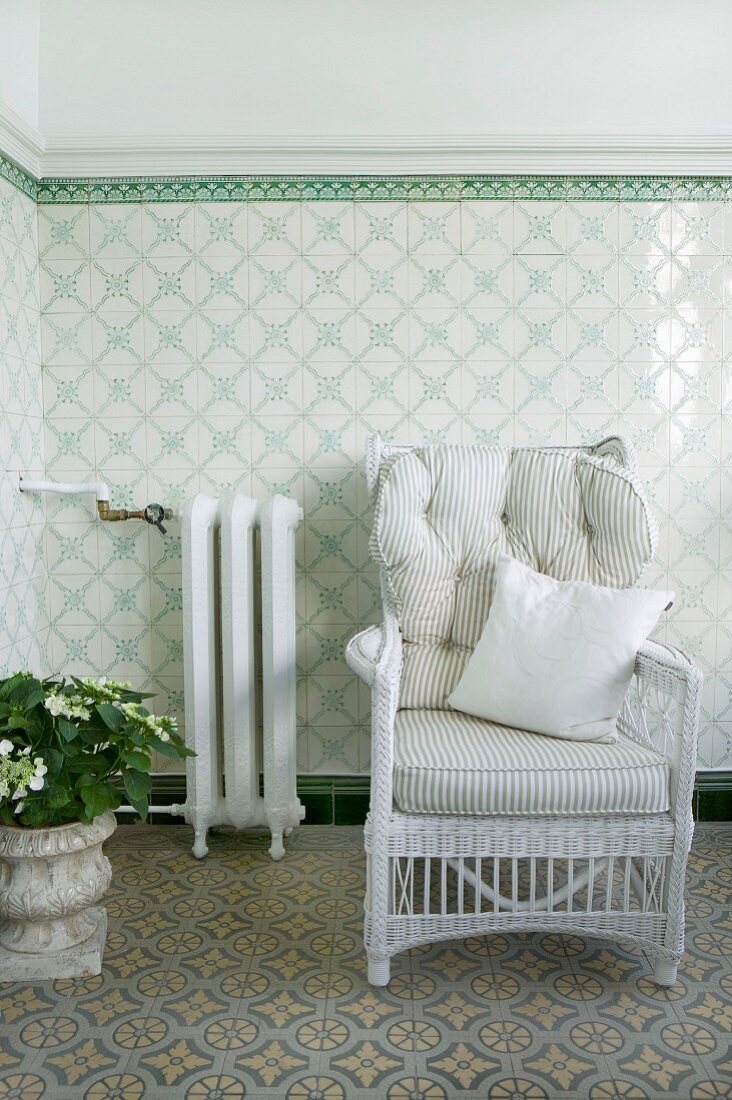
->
[370,438,656,710]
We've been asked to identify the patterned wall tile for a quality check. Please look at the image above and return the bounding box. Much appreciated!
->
[6,192,724,772]
[0,176,46,676]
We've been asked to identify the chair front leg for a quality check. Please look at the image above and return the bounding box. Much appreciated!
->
[627,641,702,985]
[365,847,392,986]
[346,614,402,988]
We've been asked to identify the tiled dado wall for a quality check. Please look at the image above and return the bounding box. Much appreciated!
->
[22,183,732,773]
[0,171,46,674]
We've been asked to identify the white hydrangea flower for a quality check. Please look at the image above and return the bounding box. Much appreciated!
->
[28,757,47,791]
[44,694,64,716]
[0,739,13,757]
[44,693,90,722]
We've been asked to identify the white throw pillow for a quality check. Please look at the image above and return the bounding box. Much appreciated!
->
[447,555,673,743]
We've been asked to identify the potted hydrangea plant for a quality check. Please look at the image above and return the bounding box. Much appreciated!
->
[0,671,191,980]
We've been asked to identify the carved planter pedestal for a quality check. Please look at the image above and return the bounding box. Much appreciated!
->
[0,811,116,981]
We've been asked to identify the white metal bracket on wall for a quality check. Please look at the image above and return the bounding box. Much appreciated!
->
[177,493,304,860]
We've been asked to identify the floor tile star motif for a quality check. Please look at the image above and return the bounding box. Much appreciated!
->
[47,1038,117,1086]
[0,823,729,1100]
[235,1040,307,1087]
[140,1038,212,1086]
[428,1041,500,1090]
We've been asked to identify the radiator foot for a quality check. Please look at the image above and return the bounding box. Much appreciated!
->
[192,827,209,859]
[269,832,285,861]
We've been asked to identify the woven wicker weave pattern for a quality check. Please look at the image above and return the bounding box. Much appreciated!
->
[347,435,702,988]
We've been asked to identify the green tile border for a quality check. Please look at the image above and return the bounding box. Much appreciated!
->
[128,771,731,827]
[4,143,732,205]
[3,145,732,204]
[0,151,37,201]
[29,171,732,205]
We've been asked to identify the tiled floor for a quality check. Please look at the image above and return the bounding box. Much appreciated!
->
[0,824,730,1100]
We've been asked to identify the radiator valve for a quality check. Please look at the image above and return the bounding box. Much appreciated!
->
[19,478,173,534]
[97,500,173,534]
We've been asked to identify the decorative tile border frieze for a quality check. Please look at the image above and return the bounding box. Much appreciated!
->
[0,150,38,202]
[33,173,732,205]
[4,142,732,205]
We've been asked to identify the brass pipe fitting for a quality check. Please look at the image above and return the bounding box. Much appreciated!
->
[97,501,145,522]
[96,500,173,534]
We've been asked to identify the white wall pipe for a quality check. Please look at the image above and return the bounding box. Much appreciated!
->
[116,804,179,815]
[19,477,110,502]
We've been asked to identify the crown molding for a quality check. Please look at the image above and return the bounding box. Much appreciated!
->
[40,132,732,177]
[0,103,44,180]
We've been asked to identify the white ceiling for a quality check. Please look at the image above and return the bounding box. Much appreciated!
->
[38,0,732,137]
[1,0,731,176]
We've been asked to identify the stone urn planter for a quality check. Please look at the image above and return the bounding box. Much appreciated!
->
[0,811,117,980]
[0,671,190,982]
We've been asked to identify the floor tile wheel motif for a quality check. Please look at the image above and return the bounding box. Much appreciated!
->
[0,824,729,1100]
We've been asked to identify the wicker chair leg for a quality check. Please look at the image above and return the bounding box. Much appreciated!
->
[368,955,391,986]
[653,958,678,986]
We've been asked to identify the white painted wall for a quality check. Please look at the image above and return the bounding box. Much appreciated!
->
[0,0,40,129]
[38,0,732,139]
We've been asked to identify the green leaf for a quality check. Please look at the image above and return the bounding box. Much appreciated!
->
[151,737,188,758]
[78,778,113,820]
[46,783,71,809]
[22,689,47,711]
[123,769,152,821]
[44,748,65,778]
[7,715,28,730]
[18,801,49,827]
[68,755,101,773]
[8,679,45,714]
[149,737,178,756]
[123,769,152,798]
[121,750,151,772]
[95,703,125,732]
[76,727,102,746]
[58,717,79,742]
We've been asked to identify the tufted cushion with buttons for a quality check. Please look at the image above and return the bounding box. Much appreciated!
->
[370,437,656,710]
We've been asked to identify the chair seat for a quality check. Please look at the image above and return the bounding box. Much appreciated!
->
[393,709,670,816]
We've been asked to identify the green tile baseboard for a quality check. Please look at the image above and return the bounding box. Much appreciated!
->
[693,770,732,822]
[125,771,732,827]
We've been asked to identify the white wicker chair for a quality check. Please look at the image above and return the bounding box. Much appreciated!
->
[346,435,701,988]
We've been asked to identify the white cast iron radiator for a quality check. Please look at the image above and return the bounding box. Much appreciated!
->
[175,493,305,860]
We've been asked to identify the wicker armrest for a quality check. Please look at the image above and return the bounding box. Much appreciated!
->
[346,626,384,686]
[623,638,702,823]
[345,619,403,688]
[634,639,701,700]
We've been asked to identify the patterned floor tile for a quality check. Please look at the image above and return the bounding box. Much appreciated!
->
[0,823,729,1100]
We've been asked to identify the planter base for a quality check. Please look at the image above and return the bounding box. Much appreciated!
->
[0,908,107,982]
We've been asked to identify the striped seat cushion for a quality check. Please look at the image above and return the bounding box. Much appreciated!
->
[393,709,670,816]
[370,439,656,711]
